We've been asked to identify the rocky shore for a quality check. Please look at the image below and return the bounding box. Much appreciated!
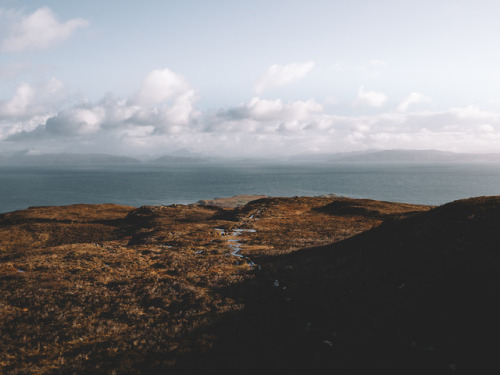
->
[1,195,500,373]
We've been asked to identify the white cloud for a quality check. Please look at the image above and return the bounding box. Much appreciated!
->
[132,68,199,133]
[0,93,64,139]
[353,86,388,107]
[5,68,500,156]
[4,68,199,143]
[197,104,500,155]
[134,68,194,106]
[254,61,315,94]
[244,97,323,121]
[209,97,324,134]
[397,92,431,112]
[0,83,35,117]
[7,98,500,156]
[0,78,65,121]
[1,7,88,52]
[450,105,500,121]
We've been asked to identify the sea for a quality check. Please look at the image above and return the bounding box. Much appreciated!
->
[1,161,500,214]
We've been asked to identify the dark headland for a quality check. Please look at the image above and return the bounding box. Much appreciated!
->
[2,194,500,374]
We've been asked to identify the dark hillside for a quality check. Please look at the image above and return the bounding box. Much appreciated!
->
[2,196,499,373]
[189,196,500,373]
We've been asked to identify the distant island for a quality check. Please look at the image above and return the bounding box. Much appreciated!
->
[151,155,208,164]
[3,149,500,167]
[334,149,500,162]
[2,194,500,373]
[0,152,141,166]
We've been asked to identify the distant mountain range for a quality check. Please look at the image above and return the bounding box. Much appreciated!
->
[335,149,500,162]
[150,155,209,164]
[271,149,500,163]
[0,150,210,166]
[150,148,213,164]
[0,152,141,166]
[2,149,500,166]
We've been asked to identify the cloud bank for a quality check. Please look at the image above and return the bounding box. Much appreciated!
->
[1,7,88,52]
[2,65,500,156]
[397,92,431,112]
[352,86,388,108]
[5,68,198,145]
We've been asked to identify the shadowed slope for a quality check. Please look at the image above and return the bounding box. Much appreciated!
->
[180,196,500,374]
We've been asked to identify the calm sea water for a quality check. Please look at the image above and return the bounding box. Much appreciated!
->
[1,162,500,213]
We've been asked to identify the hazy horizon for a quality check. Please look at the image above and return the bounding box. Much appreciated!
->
[4,148,500,166]
[2,1,500,157]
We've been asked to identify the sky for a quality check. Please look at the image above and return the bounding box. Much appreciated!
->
[1,0,500,157]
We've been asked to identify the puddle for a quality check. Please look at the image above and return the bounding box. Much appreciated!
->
[273,279,288,290]
[233,229,256,233]
[322,340,333,347]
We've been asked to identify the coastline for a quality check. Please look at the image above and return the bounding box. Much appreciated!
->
[3,161,500,214]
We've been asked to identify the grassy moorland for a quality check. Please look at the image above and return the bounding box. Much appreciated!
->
[2,195,500,373]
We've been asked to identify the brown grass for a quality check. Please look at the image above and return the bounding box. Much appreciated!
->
[0,196,435,374]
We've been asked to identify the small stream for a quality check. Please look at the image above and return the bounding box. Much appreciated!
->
[215,228,260,269]
[216,213,334,350]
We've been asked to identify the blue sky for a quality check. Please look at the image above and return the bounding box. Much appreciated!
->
[1,0,500,156]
